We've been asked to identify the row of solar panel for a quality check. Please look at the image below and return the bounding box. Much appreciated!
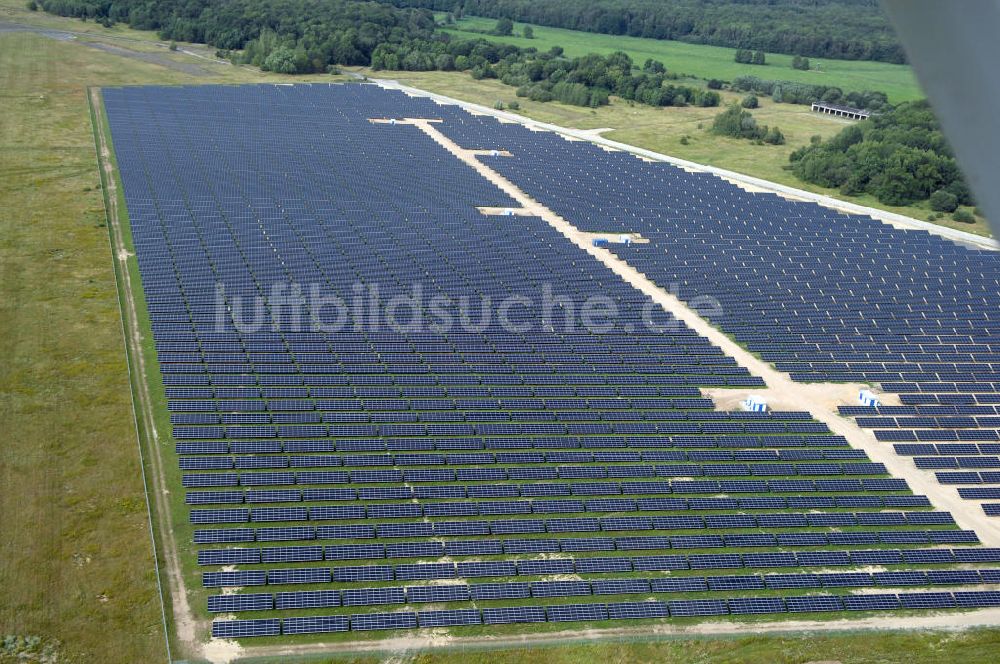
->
[158,376,726,392]
[169,411,808,427]
[164,385,706,399]
[179,460,885,479]
[158,362,763,378]
[171,420,827,439]
[875,429,1000,443]
[913,457,1000,470]
[174,433,852,454]
[190,503,948,527]
[207,568,1000,612]
[895,443,1000,456]
[177,448,867,467]
[182,469,906,491]
[199,544,996,585]
[185,480,925,505]
[840,405,1000,416]
[211,590,1000,637]
[196,529,970,565]
[189,488,927,513]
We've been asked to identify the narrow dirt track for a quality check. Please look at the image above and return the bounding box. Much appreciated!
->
[90,88,201,657]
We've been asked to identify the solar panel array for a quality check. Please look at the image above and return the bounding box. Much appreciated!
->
[103,83,1000,640]
[440,112,1000,514]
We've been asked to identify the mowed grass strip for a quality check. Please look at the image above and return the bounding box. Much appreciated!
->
[439,15,922,103]
[238,627,1000,663]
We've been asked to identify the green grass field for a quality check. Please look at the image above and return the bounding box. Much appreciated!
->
[439,15,922,103]
[0,11,346,660]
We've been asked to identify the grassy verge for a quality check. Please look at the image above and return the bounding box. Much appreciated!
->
[229,628,1000,664]
[438,14,922,104]
[0,31,166,663]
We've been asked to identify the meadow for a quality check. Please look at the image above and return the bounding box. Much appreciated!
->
[0,5,345,659]
[439,15,922,103]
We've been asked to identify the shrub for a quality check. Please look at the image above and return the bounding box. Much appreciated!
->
[507,100,520,110]
[763,126,785,145]
[707,79,724,90]
[711,103,765,140]
[952,208,975,223]
[26,0,37,10]
[493,18,513,36]
[741,94,758,109]
[929,189,959,213]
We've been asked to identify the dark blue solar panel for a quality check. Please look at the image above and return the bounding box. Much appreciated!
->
[207,594,274,613]
[785,595,844,613]
[482,606,547,624]
[546,603,609,622]
[607,601,669,619]
[282,615,350,634]
[275,590,341,610]
[211,619,280,638]
[667,599,727,617]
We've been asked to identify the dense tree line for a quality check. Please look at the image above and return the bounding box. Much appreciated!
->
[38,0,438,71]
[504,51,719,108]
[391,0,906,63]
[38,0,717,110]
[371,43,719,108]
[732,76,888,110]
[789,101,972,207]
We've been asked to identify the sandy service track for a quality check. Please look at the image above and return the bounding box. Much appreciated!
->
[90,88,202,659]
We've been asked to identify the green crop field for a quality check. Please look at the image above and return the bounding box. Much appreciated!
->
[439,15,922,104]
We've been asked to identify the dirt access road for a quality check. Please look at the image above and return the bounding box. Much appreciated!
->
[90,88,201,660]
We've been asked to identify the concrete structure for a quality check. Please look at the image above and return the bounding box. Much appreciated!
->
[811,102,870,120]
[859,389,881,407]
